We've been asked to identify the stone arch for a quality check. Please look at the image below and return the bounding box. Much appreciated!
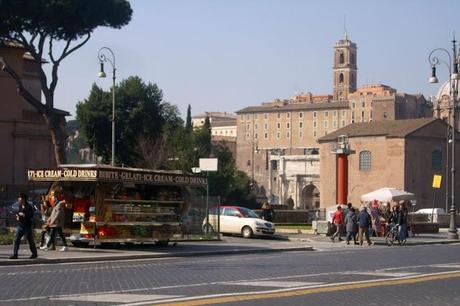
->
[301,184,320,210]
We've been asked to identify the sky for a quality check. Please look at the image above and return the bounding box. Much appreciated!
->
[52,0,460,119]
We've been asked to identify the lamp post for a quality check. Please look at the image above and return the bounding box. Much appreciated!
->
[428,38,459,239]
[98,47,116,166]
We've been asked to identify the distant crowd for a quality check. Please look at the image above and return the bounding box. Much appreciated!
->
[331,200,409,245]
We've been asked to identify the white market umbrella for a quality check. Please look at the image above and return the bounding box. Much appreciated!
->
[360,187,415,203]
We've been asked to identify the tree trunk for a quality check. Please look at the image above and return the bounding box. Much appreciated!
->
[43,111,67,166]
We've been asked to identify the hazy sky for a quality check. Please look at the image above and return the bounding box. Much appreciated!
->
[53,0,460,119]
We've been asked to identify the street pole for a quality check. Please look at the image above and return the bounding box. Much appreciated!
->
[450,39,458,239]
[98,47,116,166]
[206,171,209,236]
[428,38,458,239]
[111,64,116,167]
[446,119,450,213]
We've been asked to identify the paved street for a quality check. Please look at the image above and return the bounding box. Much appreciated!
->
[1,238,460,305]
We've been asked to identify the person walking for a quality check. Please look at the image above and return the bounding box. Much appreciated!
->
[345,207,358,245]
[41,191,68,251]
[398,201,408,242]
[358,205,372,246]
[39,199,52,248]
[331,205,344,242]
[260,202,275,222]
[370,200,381,237]
[9,193,38,259]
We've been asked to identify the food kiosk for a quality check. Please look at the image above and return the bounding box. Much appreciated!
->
[27,164,207,246]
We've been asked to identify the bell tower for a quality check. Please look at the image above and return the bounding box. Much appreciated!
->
[333,32,357,101]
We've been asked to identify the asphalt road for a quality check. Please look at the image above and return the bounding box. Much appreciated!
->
[1,239,460,306]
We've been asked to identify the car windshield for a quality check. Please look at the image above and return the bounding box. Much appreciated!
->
[239,207,259,218]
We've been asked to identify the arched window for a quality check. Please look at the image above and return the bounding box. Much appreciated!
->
[432,150,442,171]
[359,151,372,171]
[339,52,344,64]
[339,73,344,83]
[351,53,355,65]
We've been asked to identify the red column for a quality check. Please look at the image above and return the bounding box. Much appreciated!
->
[337,154,348,205]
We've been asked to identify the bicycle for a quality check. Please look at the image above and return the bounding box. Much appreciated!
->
[385,224,406,246]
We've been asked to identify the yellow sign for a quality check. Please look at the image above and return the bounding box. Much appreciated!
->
[432,175,442,189]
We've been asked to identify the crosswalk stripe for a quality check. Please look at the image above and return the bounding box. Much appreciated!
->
[222,281,323,288]
[51,293,181,303]
[350,271,418,277]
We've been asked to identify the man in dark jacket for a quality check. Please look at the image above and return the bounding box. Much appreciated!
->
[357,206,373,246]
[10,193,38,259]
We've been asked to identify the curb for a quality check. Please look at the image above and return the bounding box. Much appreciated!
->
[287,236,460,247]
[0,246,314,266]
[373,240,460,246]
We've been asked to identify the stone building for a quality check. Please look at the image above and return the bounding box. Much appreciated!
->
[193,111,237,157]
[317,118,460,210]
[0,41,68,186]
[433,80,460,131]
[235,33,432,208]
[192,111,237,138]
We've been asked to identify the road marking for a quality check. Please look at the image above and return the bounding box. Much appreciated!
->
[222,281,323,288]
[2,263,459,303]
[144,270,460,306]
[52,293,181,303]
[349,271,418,277]
[431,264,460,269]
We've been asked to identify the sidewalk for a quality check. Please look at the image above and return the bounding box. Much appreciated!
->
[285,229,460,246]
[1,230,459,266]
[0,237,313,266]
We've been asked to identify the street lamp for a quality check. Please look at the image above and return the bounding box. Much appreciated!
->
[98,47,116,166]
[428,38,459,239]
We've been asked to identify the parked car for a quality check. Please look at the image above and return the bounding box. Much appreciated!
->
[414,208,446,223]
[203,206,275,238]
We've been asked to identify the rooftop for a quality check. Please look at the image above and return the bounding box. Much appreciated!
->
[317,118,438,142]
[236,101,349,114]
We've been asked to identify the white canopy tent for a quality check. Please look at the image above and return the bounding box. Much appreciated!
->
[360,187,416,203]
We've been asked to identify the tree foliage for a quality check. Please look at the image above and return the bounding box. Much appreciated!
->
[76,76,182,167]
[185,104,192,132]
[0,0,132,165]
[208,143,257,207]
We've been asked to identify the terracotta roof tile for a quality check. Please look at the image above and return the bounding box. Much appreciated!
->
[317,118,438,142]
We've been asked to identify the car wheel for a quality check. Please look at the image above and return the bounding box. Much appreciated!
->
[242,226,253,238]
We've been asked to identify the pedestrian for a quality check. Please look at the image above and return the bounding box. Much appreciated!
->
[345,207,358,245]
[330,205,344,242]
[9,193,38,259]
[370,200,381,237]
[39,199,53,248]
[347,202,358,241]
[260,202,275,222]
[357,205,372,246]
[41,191,68,251]
[398,200,408,242]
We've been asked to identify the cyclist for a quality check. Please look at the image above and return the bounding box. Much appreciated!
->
[386,205,399,236]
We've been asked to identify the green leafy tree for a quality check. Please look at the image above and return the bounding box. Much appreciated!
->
[76,76,180,166]
[185,104,193,132]
[208,143,257,207]
[0,0,132,165]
